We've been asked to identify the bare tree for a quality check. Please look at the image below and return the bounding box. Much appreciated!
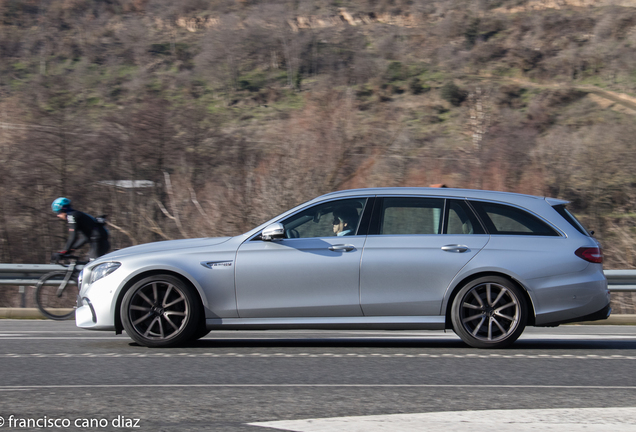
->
[195,14,245,92]
[532,126,581,198]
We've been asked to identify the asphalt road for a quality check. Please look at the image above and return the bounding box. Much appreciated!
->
[1,321,636,431]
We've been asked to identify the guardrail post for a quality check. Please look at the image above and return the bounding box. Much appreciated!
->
[19,286,25,308]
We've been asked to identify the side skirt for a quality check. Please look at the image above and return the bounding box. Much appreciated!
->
[205,316,446,331]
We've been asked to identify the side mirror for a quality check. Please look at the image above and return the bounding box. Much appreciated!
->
[262,223,285,241]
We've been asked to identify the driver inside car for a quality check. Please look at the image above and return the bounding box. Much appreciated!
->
[332,207,359,236]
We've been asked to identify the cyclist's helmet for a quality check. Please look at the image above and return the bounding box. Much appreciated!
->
[51,197,71,214]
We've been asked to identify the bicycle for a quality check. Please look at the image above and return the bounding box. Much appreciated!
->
[35,254,87,320]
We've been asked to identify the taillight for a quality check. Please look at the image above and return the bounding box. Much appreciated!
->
[575,247,603,263]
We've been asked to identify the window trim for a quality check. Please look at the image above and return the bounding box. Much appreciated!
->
[444,199,487,235]
[356,196,375,236]
[250,196,374,241]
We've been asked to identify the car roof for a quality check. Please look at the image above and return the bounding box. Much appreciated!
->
[315,187,568,207]
[243,187,570,239]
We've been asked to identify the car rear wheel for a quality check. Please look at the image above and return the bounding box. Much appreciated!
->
[451,276,527,349]
[121,275,201,348]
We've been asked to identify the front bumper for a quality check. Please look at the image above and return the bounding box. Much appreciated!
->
[76,296,115,330]
[76,295,96,324]
[75,270,120,331]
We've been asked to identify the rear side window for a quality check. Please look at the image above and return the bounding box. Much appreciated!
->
[552,204,590,236]
[446,200,485,235]
[379,197,444,235]
[470,201,559,236]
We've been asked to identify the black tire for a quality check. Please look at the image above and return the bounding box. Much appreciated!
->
[451,276,527,349]
[191,325,211,341]
[120,275,201,348]
[35,271,78,320]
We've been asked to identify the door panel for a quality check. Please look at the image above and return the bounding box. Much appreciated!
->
[360,234,489,316]
[235,237,366,318]
[235,197,370,318]
[360,197,488,316]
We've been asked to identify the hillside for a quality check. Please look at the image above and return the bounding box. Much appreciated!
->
[0,0,635,268]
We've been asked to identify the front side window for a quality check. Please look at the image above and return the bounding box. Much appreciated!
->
[470,201,559,236]
[379,197,444,235]
[280,198,367,239]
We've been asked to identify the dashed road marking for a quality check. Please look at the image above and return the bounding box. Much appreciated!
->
[1,352,636,360]
[0,384,635,390]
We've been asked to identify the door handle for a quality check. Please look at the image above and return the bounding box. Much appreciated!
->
[328,244,356,252]
[441,244,469,253]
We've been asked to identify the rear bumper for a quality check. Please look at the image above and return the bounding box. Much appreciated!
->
[531,265,610,326]
[537,302,612,326]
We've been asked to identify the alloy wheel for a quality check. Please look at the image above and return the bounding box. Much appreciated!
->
[458,281,522,343]
[127,280,190,341]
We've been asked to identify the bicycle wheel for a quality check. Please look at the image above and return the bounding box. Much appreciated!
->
[35,271,78,320]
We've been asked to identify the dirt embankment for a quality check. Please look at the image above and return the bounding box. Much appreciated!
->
[162,0,636,33]
[494,0,636,14]
[497,76,636,116]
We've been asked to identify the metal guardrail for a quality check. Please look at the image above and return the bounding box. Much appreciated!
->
[0,264,634,289]
[603,270,636,292]
[0,263,84,286]
[0,264,83,308]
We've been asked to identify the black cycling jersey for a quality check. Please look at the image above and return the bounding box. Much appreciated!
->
[64,209,110,259]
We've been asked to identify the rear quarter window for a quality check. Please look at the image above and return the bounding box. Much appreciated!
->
[470,201,560,236]
[552,204,590,236]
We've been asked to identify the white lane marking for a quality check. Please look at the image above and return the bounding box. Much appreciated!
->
[0,334,462,340]
[0,338,126,340]
[0,331,91,333]
[0,384,636,390]
[1,333,636,341]
[1,352,636,359]
[249,407,636,432]
[520,334,636,340]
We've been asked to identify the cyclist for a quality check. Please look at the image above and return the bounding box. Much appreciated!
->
[51,197,110,261]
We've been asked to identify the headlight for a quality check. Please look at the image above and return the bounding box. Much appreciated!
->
[90,262,121,284]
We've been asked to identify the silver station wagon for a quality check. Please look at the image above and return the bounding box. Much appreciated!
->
[76,188,610,349]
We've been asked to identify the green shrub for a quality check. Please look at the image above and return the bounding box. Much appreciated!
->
[385,61,406,82]
[238,71,267,92]
[440,82,467,106]
[409,77,430,95]
[464,17,481,49]
[149,43,171,56]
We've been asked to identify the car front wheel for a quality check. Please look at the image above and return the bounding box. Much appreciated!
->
[121,275,201,348]
[451,276,527,349]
